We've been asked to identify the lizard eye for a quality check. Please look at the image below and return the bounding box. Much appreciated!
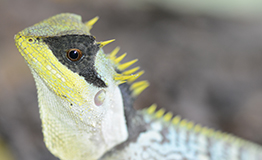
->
[94,90,106,106]
[67,48,83,61]
[27,38,35,43]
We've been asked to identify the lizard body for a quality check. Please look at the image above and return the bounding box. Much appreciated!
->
[15,13,262,160]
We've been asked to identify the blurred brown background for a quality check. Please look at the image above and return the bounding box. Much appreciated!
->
[1,0,262,159]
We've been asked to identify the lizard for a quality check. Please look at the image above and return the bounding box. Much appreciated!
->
[14,13,262,160]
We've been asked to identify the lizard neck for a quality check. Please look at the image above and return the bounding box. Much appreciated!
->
[30,67,128,160]
[100,82,148,156]
[119,83,147,141]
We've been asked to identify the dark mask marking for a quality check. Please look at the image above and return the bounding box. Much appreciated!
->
[43,35,107,88]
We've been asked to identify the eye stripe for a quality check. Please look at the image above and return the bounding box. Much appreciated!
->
[43,34,107,88]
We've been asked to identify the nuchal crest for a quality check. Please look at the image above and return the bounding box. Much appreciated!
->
[15,13,262,160]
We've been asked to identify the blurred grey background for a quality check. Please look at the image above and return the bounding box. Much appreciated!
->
[1,0,262,159]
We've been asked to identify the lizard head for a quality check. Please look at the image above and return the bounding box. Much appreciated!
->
[15,13,148,159]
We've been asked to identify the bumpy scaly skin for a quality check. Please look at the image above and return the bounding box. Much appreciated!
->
[15,13,262,160]
[104,107,262,160]
[15,13,128,160]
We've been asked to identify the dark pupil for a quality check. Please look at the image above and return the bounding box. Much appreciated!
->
[69,50,79,59]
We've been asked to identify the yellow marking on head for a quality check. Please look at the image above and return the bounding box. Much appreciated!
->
[109,47,120,60]
[15,34,89,106]
[118,59,138,71]
[130,80,147,90]
[127,70,144,83]
[97,39,115,48]
[85,16,99,30]
[114,53,127,64]
[116,81,127,85]
[131,81,149,97]
[122,66,140,75]
[114,74,136,81]
[107,47,148,96]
